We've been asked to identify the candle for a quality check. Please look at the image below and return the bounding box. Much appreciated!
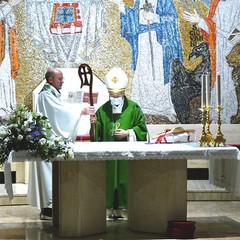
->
[206,75,211,107]
[201,75,206,108]
[216,75,221,107]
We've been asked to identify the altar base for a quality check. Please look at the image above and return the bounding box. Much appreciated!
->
[128,159,187,233]
[53,161,106,238]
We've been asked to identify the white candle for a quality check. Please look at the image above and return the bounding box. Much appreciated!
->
[201,75,206,108]
[206,75,211,107]
[216,75,221,107]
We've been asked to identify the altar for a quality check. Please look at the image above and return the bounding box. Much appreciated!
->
[50,141,239,238]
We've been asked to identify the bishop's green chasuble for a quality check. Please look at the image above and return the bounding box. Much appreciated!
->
[91,97,147,209]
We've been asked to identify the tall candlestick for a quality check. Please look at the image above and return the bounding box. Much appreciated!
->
[216,74,221,107]
[206,75,211,107]
[201,75,206,108]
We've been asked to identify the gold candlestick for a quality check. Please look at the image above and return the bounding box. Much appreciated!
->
[205,106,214,146]
[199,107,209,147]
[214,106,226,147]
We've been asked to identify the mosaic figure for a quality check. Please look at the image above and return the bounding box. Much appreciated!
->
[183,0,240,123]
[25,0,106,66]
[113,0,183,123]
[0,0,20,116]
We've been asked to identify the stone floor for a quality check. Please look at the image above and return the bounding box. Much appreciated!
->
[0,201,240,240]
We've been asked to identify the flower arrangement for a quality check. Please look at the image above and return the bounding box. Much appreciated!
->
[0,104,74,166]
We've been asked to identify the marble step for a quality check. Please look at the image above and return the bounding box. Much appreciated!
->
[187,180,240,201]
[0,183,28,205]
[1,181,240,205]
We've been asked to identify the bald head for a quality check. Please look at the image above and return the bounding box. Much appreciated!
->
[45,68,64,91]
[45,67,59,81]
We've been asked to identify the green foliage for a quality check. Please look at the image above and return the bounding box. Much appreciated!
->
[0,105,74,166]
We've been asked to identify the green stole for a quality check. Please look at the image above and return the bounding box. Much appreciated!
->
[40,83,58,98]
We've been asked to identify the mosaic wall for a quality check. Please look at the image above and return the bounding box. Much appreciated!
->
[1,0,240,124]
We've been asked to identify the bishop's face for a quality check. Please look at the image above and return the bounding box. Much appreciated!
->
[109,90,125,107]
[108,90,125,98]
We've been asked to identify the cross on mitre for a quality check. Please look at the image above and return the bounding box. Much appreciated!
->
[112,77,119,83]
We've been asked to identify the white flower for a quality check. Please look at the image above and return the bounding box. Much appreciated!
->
[37,112,43,117]
[48,140,55,148]
[53,136,61,142]
[17,135,23,141]
[56,154,65,160]
[39,138,47,145]
[58,141,64,146]
[67,149,74,159]
[0,126,8,137]
[26,112,33,120]
[23,120,32,128]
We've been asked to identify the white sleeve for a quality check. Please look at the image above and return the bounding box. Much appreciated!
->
[127,129,137,142]
[37,91,83,139]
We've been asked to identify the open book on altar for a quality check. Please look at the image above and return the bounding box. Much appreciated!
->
[152,127,196,144]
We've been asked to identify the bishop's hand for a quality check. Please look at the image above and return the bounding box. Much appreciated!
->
[114,129,129,140]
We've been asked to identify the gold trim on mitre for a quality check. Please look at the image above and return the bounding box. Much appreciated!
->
[105,67,128,92]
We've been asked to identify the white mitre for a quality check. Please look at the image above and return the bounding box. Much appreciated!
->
[104,67,128,92]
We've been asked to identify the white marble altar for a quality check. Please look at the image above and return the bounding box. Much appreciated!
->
[4,142,240,238]
[53,142,239,237]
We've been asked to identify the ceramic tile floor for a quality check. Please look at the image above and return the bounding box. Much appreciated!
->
[0,201,240,240]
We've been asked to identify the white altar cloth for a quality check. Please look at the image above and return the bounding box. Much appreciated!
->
[4,141,240,201]
[5,142,240,162]
[72,142,240,161]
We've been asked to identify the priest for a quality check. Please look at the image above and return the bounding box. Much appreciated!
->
[90,67,147,219]
[28,67,95,220]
